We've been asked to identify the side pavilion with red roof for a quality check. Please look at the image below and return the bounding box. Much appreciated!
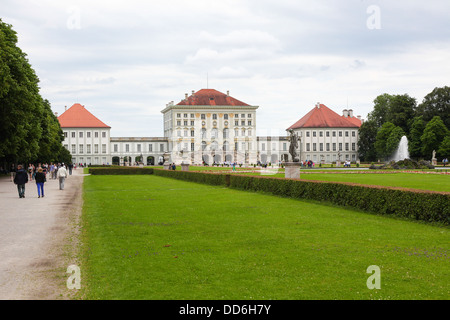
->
[287,103,363,164]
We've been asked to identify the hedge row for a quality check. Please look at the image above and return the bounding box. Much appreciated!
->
[88,167,154,175]
[152,169,449,225]
[228,175,449,225]
[85,167,449,225]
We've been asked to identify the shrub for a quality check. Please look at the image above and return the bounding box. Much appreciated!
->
[88,167,154,175]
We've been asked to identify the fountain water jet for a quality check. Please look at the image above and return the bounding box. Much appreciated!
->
[390,135,410,162]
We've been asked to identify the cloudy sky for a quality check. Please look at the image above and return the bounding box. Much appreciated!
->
[2,0,449,137]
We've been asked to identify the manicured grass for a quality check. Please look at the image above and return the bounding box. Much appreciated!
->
[79,175,449,300]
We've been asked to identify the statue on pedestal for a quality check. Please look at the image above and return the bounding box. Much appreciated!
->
[288,129,300,162]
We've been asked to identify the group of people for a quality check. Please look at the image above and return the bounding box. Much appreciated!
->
[12,162,70,199]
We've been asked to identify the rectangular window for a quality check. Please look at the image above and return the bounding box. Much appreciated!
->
[190,121,194,126]
[64,132,68,138]
[352,131,356,137]
[345,131,349,137]
[79,132,83,138]
[326,143,330,151]
[137,144,141,152]
[94,144,99,153]
[320,143,323,151]
[352,143,356,151]
[224,114,229,120]
[177,121,181,126]
[191,143,195,151]
[125,144,129,152]
[71,144,76,153]
[283,143,287,151]
[313,131,316,137]
[262,143,265,151]
[114,144,118,152]
[241,121,245,126]
[339,131,343,137]
[235,121,239,126]
[184,120,188,126]
[201,114,206,119]
[339,143,343,151]
[319,131,323,137]
[326,131,330,137]
[71,132,75,138]
[87,144,91,154]
[87,132,91,138]
[248,120,252,126]
[79,144,84,153]
[241,114,245,118]
[248,114,252,118]
[149,144,153,152]
[102,132,106,138]
[102,144,106,153]
[332,131,336,137]
[184,113,188,118]
[177,113,181,118]
[306,143,310,151]
[160,144,164,152]
[191,130,195,137]
[95,132,99,138]
[212,114,217,120]
[345,143,349,151]
[313,143,317,151]
[333,143,336,151]
[306,131,310,137]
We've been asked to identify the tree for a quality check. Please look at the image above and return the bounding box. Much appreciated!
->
[374,122,396,160]
[357,119,377,162]
[368,93,416,135]
[421,116,448,160]
[438,135,450,159]
[416,86,450,129]
[0,19,71,166]
[408,116,425,159]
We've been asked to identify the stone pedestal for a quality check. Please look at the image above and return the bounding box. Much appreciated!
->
[163,163,170,170]
[285,162,300,179]
[181,163,190,172]
[336,160,341,167]
[432,158,437,166]
[139,163,144,168]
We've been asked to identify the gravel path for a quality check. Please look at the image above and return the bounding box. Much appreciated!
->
[0,168,84,300]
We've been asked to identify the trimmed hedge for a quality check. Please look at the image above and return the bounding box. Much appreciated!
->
[88,167,154,175]
[228,175,450,225]
[84,167,450,225]
[153,169,227,186]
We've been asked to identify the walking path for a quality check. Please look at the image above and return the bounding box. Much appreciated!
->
[0,168,84,299]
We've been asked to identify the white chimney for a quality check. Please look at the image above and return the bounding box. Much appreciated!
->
[55,112,58,117]
[316,102,320,108]
[227,90,230,96]
[185,93,188,99]
[192,90,195,95]
[343,109,348,117]
[348,109,353,117]
[64,106,67,111]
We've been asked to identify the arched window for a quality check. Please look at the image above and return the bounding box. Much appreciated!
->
[211,141,218,151]
[223,141,229,151]
[223,128,229,139]
[211,128,218,139]
[201,128,207,139]
[201,141,207,151]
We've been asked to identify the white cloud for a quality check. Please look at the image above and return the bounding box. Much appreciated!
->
[1,0,449,137]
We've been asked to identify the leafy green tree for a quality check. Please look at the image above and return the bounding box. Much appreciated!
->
[438,135,450,159]
[387,94,417,135]
[0,19,70,166]
[368,94,392,128]
[386,126,405,157]
[416,86,450,129]
[408,116,425,159]
[357,119,377,162]
[421,116,448,160]
[374,122,396,160]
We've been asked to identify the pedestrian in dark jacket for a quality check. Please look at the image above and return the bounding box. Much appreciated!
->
[13,165,28,198]
[35,167,46,198]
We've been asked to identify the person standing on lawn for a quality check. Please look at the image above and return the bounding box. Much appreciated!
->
[35,167,46,198]
[13,164,28,198]
[57,163,68,190]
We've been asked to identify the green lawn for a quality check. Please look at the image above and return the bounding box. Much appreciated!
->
[79,175,449,300]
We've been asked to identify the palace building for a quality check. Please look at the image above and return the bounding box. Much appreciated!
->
[58,90,362,166]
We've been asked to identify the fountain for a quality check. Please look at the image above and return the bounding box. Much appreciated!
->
[390,135,410,162]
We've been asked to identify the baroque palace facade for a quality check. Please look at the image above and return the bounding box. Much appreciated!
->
[57,89,362,166]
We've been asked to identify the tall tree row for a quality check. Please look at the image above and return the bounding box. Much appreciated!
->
[0,19,71,167]
[358,87,450,162]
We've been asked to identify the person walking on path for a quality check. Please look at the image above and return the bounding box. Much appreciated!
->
[34,167,46,198]
[13,165,28,198]
[57,164,68,190]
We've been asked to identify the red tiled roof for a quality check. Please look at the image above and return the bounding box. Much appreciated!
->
[287,104,361,130]
[176,89,250,106]
[58,103,110,128]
